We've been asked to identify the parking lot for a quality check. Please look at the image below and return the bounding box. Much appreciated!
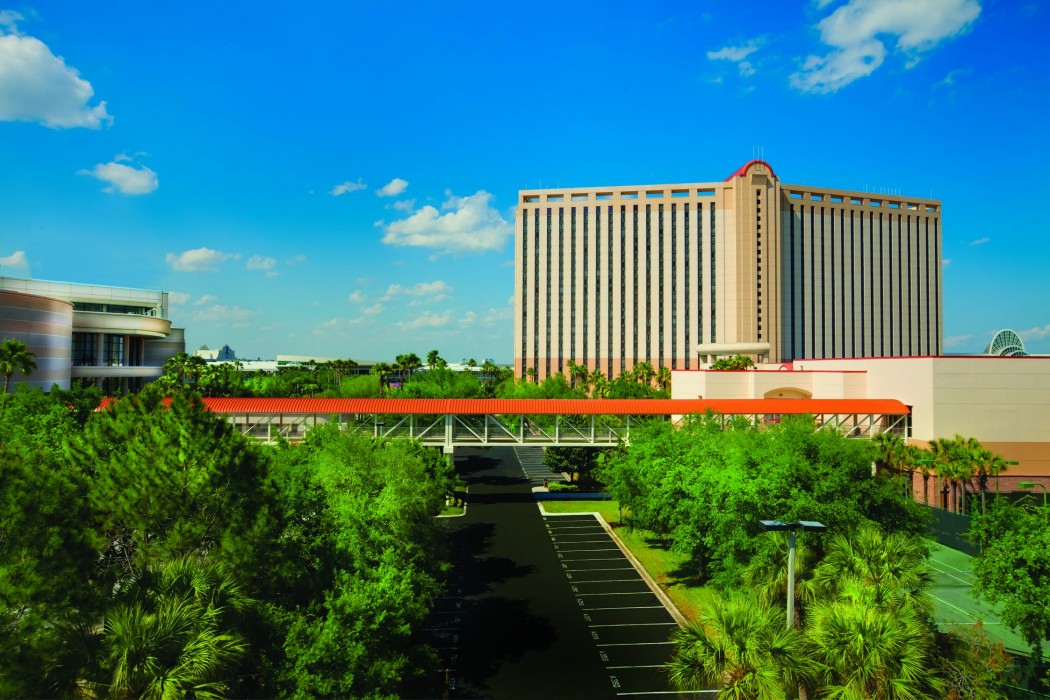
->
[544,514,712,697]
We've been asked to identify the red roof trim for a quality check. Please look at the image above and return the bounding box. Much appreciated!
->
[725,159,777,182]
[100,397,909,416]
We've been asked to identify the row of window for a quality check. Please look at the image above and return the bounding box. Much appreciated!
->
[784,206,940,360]
[519,202,716,379]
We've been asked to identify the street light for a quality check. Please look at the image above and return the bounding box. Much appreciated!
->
[999,461,1020,495]
[1017,481,1048,512]
[759,520,827,630]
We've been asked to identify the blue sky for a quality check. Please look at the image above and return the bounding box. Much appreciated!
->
[1,0,1047,361]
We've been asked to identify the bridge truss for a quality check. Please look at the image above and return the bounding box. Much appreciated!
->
[188,397,911,448]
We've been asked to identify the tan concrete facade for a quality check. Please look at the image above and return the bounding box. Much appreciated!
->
[514,160,942,381]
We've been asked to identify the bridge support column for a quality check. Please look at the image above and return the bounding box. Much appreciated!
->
[443,445,454,469]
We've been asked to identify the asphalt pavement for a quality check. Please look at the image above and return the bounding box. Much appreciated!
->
[415,446,711,699]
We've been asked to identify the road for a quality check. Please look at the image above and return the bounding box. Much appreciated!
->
[417,446,709,699]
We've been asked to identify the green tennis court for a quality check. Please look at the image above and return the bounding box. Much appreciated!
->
[928,542,1045,656]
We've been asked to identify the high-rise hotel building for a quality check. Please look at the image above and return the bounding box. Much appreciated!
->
[513,160,942,380]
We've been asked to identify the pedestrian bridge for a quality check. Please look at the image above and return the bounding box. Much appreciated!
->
[186,397,910,449]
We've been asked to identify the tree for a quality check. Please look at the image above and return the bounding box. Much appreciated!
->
[396,353,422,378]
[970,498,1050,660]
[804,526,943,699]
[667,590,817,698]
[65,390,276,575]
[656,366,672,394]
[596,414,928,585]
[806,593,941,699]
[0,338,37,395]
[632,361,655,387]
[265,426,448,697]
[426,349,442,369]
[972,446,1009,514]
[931,436,977,514]
[543,446,608,486]
[566,358,589,390]
[589,369,608,398]
[710,354,755,370]
[872,432,906,476]
[371,361,394,395]
[0,445,99,696]
[64,557,251,699]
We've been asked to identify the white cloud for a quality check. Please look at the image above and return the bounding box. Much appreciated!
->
[191,304,257,326]
[194,294,218,306]
[330,179,366,196]
[458,311,477,329]
[944,333,972,347]
[967,236,989,246]
[381,190,513,253]
[0,13,112,128]
[361,303,383,316]
[166,247,240,272]
[0,250,28,269]
[942,258,952,266]
[707,43,760,62]
[247,255,278,277]
[376,178,409,197]
[791,0,982,94]
[395,310,452,330]
[286,253,307,265]
[707,40,762,78]
[1018,324,1050,341]
[391,199,416,212]
[382,280,453,302]
[347,290,366,304]
[80,160,158,195]
[167,291,190,305]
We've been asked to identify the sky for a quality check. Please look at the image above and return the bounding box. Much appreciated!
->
[0,0,1047,362]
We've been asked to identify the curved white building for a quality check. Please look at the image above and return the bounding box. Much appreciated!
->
[0,277,186,393]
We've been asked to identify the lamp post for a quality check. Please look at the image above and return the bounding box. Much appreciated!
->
[999,461,1020,496]
[759,520,827,630]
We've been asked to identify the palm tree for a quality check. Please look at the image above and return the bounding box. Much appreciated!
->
[590,370,609,399]
[931,436,976,514]
[633,361,655,387]
[806,526,942,699]
[810,526,934,615]
[371,361,393,395]
[0,338,37,395]
[973,447,1009,513]
[656,366,672,393]
[871,432,906,476]
[667,590,817,699]
[902,445,933,504]
[162,352,193,386]
[66,557,250,699]
[426,349,442,369]
[806,595,941,699]
[566,359,589,390]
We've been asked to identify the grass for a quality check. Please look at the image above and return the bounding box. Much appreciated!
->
[539,499,710,620]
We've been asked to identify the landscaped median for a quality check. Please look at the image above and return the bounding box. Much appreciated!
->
[537,499,710,622]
